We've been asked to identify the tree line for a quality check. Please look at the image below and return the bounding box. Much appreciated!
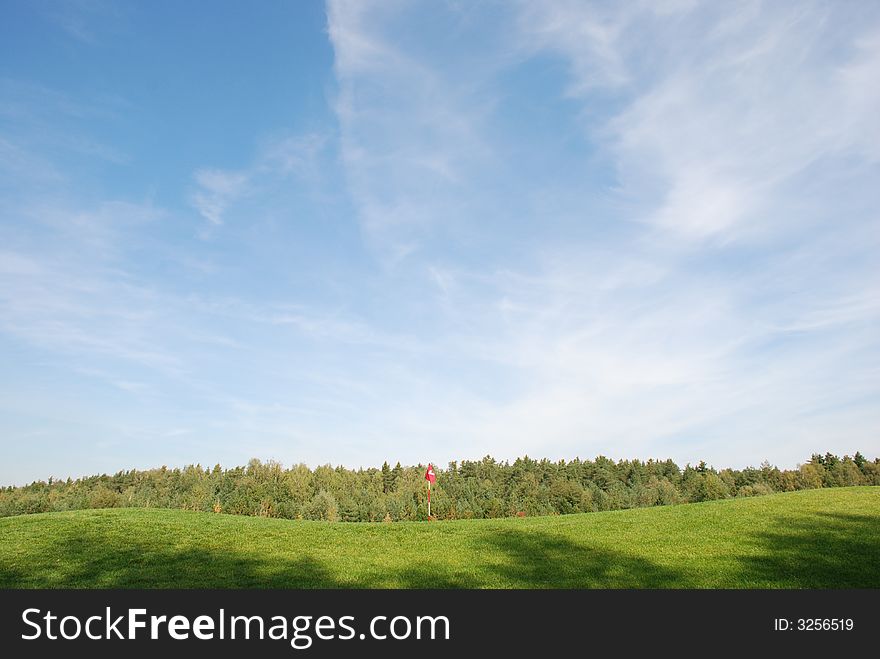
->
[0,452,877,522]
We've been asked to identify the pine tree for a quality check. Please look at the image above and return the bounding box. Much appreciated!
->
[391,462,403,492]
[381,461,392,494]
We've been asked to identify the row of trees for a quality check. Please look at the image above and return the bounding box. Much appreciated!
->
[1,452,877,521]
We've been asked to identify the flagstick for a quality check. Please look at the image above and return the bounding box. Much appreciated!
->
[428,480,431,518]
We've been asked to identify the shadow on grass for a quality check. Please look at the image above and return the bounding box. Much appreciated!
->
[344,530,689,588]
[735,512,880,588]
[0,522,687,588]
[0,530,339,589]
[477,529,688,588]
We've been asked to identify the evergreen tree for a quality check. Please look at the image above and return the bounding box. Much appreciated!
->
[381,461,392,494]
[391,462,403,492]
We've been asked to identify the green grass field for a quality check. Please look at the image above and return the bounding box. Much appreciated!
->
[1,487,877,588]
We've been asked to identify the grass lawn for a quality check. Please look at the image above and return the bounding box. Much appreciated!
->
[1,487,877,588]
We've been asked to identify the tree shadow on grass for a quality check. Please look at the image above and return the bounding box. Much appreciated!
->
[734,512,880,588]
[474,529,689,588]
[0,521,686,589]
[0,532,338,589]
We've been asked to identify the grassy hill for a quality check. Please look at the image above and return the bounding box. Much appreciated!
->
[1,487,877,588]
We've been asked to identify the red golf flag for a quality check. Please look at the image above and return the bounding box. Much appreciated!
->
[425,464,436,483]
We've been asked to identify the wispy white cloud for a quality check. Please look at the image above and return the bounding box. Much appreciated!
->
[0,136,66,185]
[327,0,505,262]
[838,28,880,162]
[516,0,634,93]
[190,169,249,226]
[0,79,130,200]
[517,1,880,241]
[189,132,328,228]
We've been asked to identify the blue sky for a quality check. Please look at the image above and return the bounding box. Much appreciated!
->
[1,0,878,485]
